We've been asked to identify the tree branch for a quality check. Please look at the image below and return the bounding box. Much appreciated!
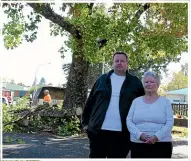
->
[97,3,150,47]
[88,3,94,15]
[134,3,150,19]
[27,3,81,39]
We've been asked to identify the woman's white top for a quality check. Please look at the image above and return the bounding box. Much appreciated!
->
[126,96,174,143]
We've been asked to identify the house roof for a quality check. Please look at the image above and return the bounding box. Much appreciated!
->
[3,83,29,91]
[166,88,188,95]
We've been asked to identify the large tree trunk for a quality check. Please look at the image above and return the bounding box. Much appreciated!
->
[63,40,89,110]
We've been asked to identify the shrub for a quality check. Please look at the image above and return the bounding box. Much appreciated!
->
[3,99,31,133]
[58,116,82,136]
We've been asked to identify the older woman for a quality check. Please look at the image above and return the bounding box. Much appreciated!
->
[126,71,174,158]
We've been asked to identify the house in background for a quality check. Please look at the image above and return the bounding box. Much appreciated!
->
[2,82,30,103]
[165,88,188,104]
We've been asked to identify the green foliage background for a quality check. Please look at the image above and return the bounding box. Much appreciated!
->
[2,3,188,75]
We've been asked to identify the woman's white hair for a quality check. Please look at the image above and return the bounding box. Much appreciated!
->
[142,71,161,85]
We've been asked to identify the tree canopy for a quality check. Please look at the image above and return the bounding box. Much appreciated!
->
[2,2,188,110]
[166,71,188,91]
[2,3,188,73]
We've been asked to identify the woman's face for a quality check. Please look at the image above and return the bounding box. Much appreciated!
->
[143,76,159,92]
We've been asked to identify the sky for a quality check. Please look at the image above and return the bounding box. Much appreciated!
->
[0,4,189,87]
[1,17,72,86]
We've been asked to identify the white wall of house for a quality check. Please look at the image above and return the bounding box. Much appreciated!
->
[166,94,188,103]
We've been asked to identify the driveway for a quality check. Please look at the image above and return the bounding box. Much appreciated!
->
[3,133,188,159]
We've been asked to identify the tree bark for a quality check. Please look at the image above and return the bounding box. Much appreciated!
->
[63,40,89,109]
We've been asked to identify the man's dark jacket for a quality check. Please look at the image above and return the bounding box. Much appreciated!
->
[82,70,145,139]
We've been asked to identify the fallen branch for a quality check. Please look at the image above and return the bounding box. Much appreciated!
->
[4,105,82,127]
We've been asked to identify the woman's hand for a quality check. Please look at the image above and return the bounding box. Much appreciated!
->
[140,133,150,142]
[145,135,158,144]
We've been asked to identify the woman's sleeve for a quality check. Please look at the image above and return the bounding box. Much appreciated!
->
[154,99,174,141]
[126,99,142,140]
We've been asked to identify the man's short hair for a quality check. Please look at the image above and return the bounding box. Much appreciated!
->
[113,51,128,61]
[44,90,49,94]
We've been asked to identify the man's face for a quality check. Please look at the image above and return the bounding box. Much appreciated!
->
[112,54,128,73]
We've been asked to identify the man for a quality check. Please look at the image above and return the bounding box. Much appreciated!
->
[43,89,51,105]
[82,51,145,158]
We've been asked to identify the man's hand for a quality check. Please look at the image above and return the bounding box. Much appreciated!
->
[83,125,88,133]
[140,133,150,142]
[145,135,158,144]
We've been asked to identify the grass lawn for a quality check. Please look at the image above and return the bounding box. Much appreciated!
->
[172,126,188,138]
